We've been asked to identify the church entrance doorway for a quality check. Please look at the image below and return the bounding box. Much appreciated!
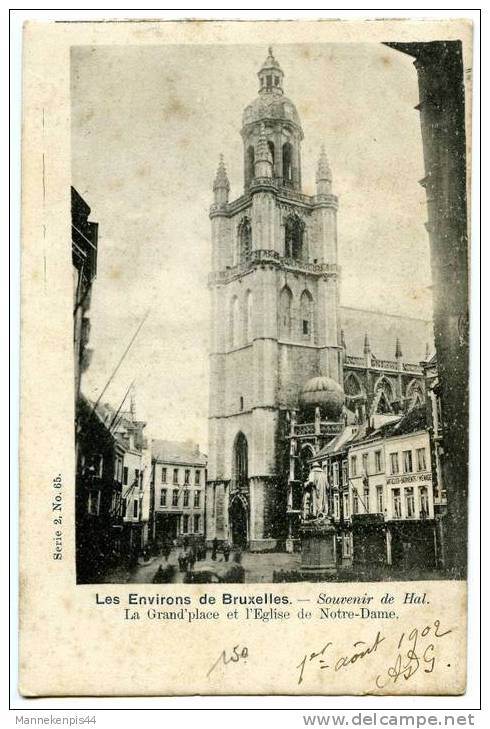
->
[229,497,248,549]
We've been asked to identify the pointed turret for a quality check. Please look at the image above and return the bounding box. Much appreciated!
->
[316,145,332,195]
[395,337,403,359]
[363,332,371,355]
[254,123,273,179]
[425,342,430,360]
[213,154,230,204]
[395,337,403,371]
[364,332,372,368]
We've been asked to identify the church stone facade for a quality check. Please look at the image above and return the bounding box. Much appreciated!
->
[205,49,432,552]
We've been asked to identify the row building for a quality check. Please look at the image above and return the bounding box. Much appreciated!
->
[313,402,446,573]
[76,395,152,582]
[151,440,207,546]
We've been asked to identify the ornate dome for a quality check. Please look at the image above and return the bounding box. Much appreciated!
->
[242,47,302,131]
[242,94,302,129]
[300,377,345,420]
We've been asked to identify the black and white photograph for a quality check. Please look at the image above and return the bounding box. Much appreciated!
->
[72,40,469,587]
[14,13,479,702]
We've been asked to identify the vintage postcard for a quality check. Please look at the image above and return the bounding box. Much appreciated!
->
[19,18,471,696]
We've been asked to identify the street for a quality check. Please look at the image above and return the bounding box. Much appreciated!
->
[100,548,302,584]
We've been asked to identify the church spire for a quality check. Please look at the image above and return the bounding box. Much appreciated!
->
[213,154,230,204]
[257,46,284,94]
[364,333,372,368]
[395,337,403,360]
[316,145,332,195]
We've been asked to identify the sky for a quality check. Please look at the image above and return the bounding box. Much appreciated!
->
[71,42,432,450]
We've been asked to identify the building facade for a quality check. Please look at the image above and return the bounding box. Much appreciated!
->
[72,187,98,405]
[206,48,434,552]
[152,440,207,545]
[388,41,469,578]
[75,396,126,582]
[315,406,440,572]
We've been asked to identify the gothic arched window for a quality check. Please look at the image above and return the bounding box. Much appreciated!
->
[374,377,395,414]
[284,214,305,261]
[230,295,240,348]
[238,217,252,264]
[344,372,363,398]
[406,379,424,410]
[244,290,253,343]
[282,142,293,184]
[300,289,313,340]
[279,286,293,339]
[267,141,275,167]
[233,432,248,489]
[295,443,314,483]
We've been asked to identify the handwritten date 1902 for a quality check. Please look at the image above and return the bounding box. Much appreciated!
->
[296,619,452,688]
[375,619,452,689]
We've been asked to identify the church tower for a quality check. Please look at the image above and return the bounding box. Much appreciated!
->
[206,49,342,550]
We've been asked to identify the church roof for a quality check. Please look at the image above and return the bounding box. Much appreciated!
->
[340,306,433,364]
[151,439,207,466]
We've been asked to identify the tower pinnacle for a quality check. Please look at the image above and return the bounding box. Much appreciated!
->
[316,145,332,194]
[395,337,403,359]
[213,154,230,204]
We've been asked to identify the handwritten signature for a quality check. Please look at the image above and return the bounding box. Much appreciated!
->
[375,619,451,689]
[296,619,452,687]
[207,645,249,678]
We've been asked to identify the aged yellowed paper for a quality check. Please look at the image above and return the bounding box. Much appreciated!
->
[19,18,471,696]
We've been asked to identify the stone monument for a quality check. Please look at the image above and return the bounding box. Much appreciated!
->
[300,463,337,575]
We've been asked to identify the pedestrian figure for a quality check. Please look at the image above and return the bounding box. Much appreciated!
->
[153,565,164,583]
[223,542,231,563]
[187,545,196,571]
[178,543,188,572]
[162,541,171,562]
[178,554,188,572]
[211,537,218,561]
[234,546,243,564]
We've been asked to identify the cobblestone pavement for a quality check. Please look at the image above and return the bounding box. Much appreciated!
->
[101,548,302,584]
[99,550,444,584]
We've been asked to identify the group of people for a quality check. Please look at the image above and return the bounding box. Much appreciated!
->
[211,538,234,562]
[171,541,205,572]
[155,537,242,574]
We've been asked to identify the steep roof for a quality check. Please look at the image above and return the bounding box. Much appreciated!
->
[340,306,433,364]
[378,405,427,438]
[151,439,207,467]
[314,425,359,460]
[351,406,427,450]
